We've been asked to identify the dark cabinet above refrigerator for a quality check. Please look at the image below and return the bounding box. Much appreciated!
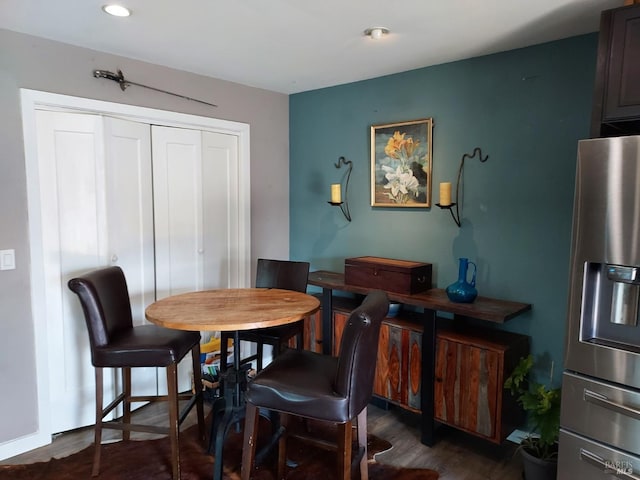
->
[591,2,640,138]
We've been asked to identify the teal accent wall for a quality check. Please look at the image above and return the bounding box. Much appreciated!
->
[290,34,598,385]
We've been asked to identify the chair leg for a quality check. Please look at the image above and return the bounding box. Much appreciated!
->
[122,367,132,441]
[337,420,353,480]
[191,344,206,443]
[241,402,260,480]
[357,408,368,480]
[92,367,104,477]
[256,341,263,371]
[293,320,304,351]
[166,363,181,480]
[277,413,291,479]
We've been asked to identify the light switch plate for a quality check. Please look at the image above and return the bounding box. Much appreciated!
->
[0,249,16,270]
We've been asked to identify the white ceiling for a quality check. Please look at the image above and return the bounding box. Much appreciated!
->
[0,0,624,94]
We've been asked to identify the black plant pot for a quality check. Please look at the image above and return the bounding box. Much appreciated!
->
[521,448,557,480]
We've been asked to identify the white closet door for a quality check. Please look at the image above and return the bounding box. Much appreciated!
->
[152,126,204,298]
[34,113,242,430]
[35,110,109,433]
[202,130,240,290]
[152,126,239,392]
[152,127,240,295]
[152,126,239,299]
[152,126,204,393]
[104,117,155,325]
[103,117,157,400]
[35,112,156,433]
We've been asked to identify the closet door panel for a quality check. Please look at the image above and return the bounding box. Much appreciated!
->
[202,131,239,289]
[35,110,108,433]
[152,126,204,299]
[103,117,157,398]
[152,126,205,393]
[103,117,155,325]
[28,98,247,448]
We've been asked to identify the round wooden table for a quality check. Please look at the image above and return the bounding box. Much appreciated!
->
[145,288,320,480]
[145,288,320,332]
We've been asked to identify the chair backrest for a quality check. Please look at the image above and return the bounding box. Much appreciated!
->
[334,290,389,419]
[68,266,134,362]
[255,258,310,293]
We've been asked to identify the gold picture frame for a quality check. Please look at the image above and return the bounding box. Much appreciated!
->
[370,118,433,207]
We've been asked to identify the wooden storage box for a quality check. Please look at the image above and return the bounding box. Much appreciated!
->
[344,256,432,294]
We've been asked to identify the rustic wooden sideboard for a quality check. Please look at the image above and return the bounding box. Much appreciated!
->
[306,270,532,446]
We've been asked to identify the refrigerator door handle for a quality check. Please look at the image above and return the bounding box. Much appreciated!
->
[584,388,640,421]
[579,448,640,479]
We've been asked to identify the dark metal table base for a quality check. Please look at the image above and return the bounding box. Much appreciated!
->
[206,332,281,480]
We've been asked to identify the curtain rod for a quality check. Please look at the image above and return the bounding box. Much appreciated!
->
[93,69,218,108]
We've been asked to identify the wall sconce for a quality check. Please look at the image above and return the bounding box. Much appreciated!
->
[436,147,489,227]
[328,156,353,222]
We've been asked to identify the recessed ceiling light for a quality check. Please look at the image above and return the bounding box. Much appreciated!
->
[364,27,389,40]
[102,4,131,17]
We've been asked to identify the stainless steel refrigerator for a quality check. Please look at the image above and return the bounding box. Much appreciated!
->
[560,135,640,478]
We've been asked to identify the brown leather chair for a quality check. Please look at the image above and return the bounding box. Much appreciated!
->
[68,266,205,480]
[240,290,389,480]
[220,258,310,372]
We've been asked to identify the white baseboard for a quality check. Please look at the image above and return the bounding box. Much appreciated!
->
[0,430,51,461]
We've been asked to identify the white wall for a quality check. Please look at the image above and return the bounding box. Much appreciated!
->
[0,28,289,452]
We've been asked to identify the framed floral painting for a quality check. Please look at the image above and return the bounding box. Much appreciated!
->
[370,118,433,207]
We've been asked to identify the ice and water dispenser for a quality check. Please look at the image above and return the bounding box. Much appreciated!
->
[581,262,640,350]
[607,264,640,326]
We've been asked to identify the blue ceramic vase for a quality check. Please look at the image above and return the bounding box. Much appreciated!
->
[446,257,478,303]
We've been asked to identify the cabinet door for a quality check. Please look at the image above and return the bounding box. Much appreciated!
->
[604,6,640,121]
[435,338,500,439]
[407,328,422,411]
[303,308,323,353]
[333,312,348,356]
[374,323,403,403]
[374,323,421,411]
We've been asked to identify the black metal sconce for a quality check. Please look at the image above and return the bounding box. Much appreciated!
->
[328,156,353,222]
[436,148,489,227]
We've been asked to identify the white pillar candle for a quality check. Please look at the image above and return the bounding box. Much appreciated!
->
[331,183,342,203]
[439,182,452,206]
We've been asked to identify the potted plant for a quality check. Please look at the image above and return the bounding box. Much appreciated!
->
[504,354,561,480]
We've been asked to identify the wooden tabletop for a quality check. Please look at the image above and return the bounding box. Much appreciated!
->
[308,270,531,323]
[145,288,320,331]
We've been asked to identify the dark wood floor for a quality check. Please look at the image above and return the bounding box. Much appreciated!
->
[1,400,523,479]
[368,404,523,479]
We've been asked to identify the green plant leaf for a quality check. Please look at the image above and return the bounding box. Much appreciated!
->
[504,354,533,395]
[503,354,561,460]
